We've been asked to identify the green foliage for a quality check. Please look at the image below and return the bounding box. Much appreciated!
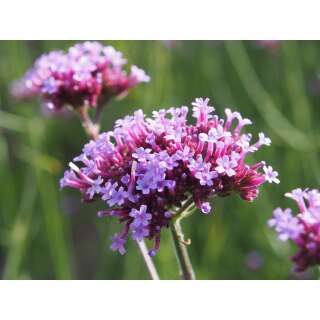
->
[0,40,319,279]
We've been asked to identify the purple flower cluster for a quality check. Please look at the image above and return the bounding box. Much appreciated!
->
[60,97,279,256]
[268,188,320,272]
[12,41,150,113]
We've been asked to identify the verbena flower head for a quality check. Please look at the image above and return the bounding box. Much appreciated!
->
[61,97,278,256]
[12,41,150,114]
[268,188,320,272]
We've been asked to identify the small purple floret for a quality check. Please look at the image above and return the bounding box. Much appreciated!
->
[200,202,212,214]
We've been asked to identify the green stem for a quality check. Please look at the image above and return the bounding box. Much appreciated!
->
[170,219,195,280]
[170,198,196,280]
[93,98,110,125]
[78,106,99,140]
[136,240,160,280]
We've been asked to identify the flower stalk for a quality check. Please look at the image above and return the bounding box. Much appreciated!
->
[170,198,196,280]
[78,106,100,141]
[136,240,160,280]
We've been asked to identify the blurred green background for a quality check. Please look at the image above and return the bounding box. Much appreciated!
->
[0,40,319,280]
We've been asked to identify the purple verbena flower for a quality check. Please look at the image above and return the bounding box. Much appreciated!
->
[87,176,103,199]
[132,147,152,162]
[12,41,150,114]
[263,165,280,184]
[257,133,271,147]
[110,233,126,255]
[101,181,115,201]
[129,205,152,227]
[200,202,212,214]
[192,97,215,126]
[268,188,320,272]
[216,155,238,177]
[268,208,302,241]
[131,224,150,241]
[61,97,278,256]
[107,186,128,206]
[194,164,217,186]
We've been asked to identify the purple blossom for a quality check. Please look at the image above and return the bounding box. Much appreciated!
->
[121,174,131,185]
[82,160,100,175]
[194,165,218,186]
[107,186,128,206]
[236,134,257,153]
[235,115,252,133]
[188,156,206,173]
[136,176,154,195]
[148,249,157,257]
[216,155,238,177]
[87,176,104,199]
[131,224,150,241]
[200,202,212,214]
[129,205,152,227]
[13,41,150,114]
[160,153,179,170]
[59,170,78,189]
[269,188,320,272]
[285,188,306,202]
[231,151,241,161]
[268,208,303,241]
[305,189,320,208]
[164,211,172,218]
[199,125,230,143]
[110,234,126,255]
[192,97,215,125]
[132,147,152,162]
[258,133,271,146]
[263,165,280,184]
[101,181,115,201]
[82,140,97,157]
[175,146,194,162]
[129,65,151,85]
[61,97,277,256]
[136,160,167,194]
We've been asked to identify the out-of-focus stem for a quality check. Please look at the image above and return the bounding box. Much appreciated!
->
[136,240,160,280]
[170,219,195,280]
[93,98,110,125]
[170,198,196,280]
[78,106,99,140]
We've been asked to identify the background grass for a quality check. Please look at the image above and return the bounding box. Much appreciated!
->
[0,40,319,279]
